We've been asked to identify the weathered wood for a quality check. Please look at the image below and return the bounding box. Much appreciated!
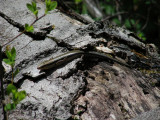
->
[0,0,160,120]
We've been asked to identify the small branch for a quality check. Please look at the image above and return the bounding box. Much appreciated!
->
[2,31,25,47]
[102,12,128,21]
[115,0,122,23]
[1,12,47,47]
[0,46,8,120]
[0,11,45,30]
[141,7,151,31]
[11,67,14,84]
[31,14,46,26]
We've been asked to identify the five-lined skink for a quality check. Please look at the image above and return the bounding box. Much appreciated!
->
[37,50,130,70]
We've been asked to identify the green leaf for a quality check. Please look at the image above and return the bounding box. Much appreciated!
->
[27,3,35,13]
[130,19,135,25]
[3,59,14,65]
[74,0,82,4]
[125,19,131,28]
[45,0,50,14]
[49,1,57,11]
[113,18,121,25]
[5,103,12,111]
[12,92,18,103]
[45,9,49,14]
[6,84,17,95]
[25,24,34,32]
[5,50,12,60]
[136,23,141,29]
[104,5,115,15]
[17,91,26,102]
[27,2,38,17]
[82,3,87,14]
[32,1,37,10]
[138,32,146,41]
[45,0,57,14]
[11,47,16,61]
[13,69,19,78]
[45,0,50,8]
[28,26,34,32]
[12,91,26,104]
[4,103,16,111]
[3,47,16,66]
[32,2,38,17]
[25,24,29,29]
[34,10,38,17]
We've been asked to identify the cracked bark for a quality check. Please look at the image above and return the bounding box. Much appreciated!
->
[0,0,160,120]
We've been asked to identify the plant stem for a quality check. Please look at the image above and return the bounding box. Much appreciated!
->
[2,14,46,47]
[11,66,14,84]
[0,46,8,120]
[2,31,25,47]
[31,14,46,26]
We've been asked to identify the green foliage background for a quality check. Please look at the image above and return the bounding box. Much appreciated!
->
[67,0,160,48]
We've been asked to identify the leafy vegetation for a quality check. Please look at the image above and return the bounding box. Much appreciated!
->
[3,47,26,111]
[45,0,57,14]
[1,0,57,118]
[70,0,160,44]
[4,84,26,111]
[25,24,34,32]
[27,1,38,17]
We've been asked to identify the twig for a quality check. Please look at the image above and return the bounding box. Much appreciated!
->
[102,12,128,21]
[141,7,151,31]
[1,13,46,47]
[31,14,46,26]
[2,31,25,47]
[0,46,8,120]
[11,67,14,84]
[115,0,122,23]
